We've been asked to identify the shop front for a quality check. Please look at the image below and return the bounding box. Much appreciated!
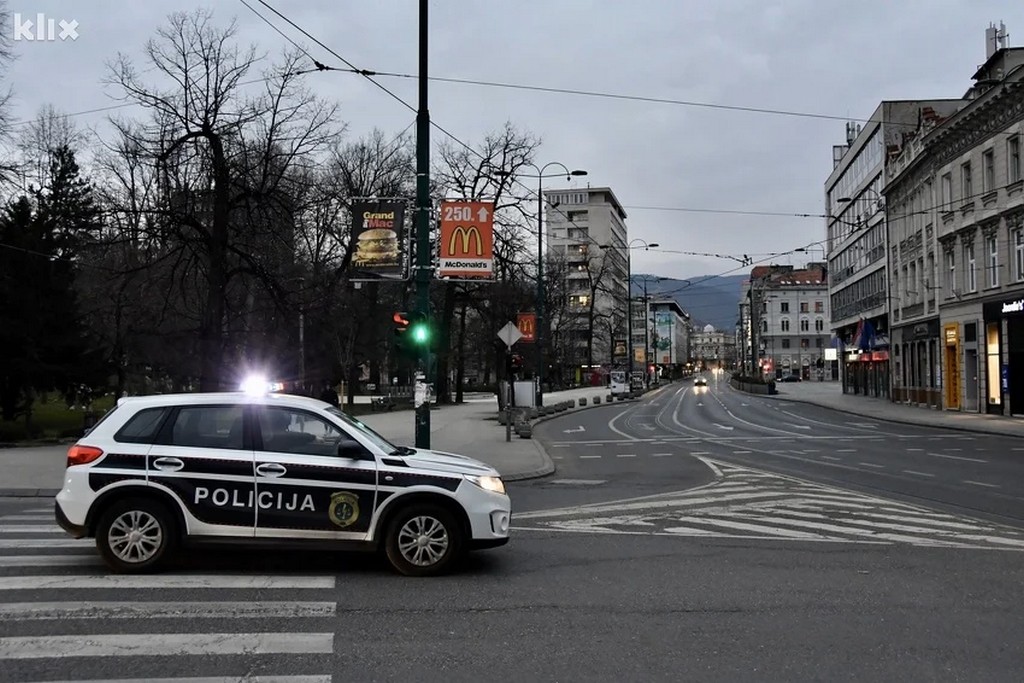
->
[892,319,941,408]
[982,296,1024,416]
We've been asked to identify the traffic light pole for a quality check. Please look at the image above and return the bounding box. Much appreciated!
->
[414,0,431,449]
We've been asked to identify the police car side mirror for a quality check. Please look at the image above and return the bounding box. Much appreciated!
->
[337,442,372,460]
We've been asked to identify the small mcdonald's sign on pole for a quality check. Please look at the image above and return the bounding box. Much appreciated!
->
[517,313,536,343]
[439,200,495,280]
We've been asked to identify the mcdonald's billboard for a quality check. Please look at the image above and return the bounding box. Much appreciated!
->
[517,313,536,343]
[439,199,494,279]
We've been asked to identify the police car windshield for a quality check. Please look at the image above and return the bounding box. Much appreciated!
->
[326,407,398,453]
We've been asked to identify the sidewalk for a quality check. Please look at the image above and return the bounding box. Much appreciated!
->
[0,385,624,497]
[769,380,1024,438]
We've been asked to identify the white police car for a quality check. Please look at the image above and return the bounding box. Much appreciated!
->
[55,391,511,576]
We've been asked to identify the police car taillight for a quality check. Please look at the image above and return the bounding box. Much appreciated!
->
[67,445,104,467]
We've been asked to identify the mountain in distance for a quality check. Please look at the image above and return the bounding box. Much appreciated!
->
[633,274,747,332]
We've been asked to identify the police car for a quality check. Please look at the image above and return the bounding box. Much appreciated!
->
[54,390,511,576]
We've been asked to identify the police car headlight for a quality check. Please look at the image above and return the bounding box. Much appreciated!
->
[465,475,505,495]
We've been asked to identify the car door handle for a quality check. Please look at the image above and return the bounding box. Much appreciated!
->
[152,457,184,472]
[256,463,287,478]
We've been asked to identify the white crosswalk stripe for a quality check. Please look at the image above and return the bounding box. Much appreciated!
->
[513,459,1024,550]
[0,506,336,680]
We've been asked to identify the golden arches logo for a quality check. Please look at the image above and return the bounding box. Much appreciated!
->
[448,225,483,256]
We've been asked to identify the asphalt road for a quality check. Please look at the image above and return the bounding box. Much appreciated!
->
[2,378,1024,681]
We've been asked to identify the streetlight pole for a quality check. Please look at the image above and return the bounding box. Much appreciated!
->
[522,162,587,407]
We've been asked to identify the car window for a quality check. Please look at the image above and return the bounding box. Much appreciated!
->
[326,406,397,453]
[257,406,363,457]
[114,407,170,444]
[168,405,246,450]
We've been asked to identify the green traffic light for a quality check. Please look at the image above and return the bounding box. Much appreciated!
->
[411,323,429,344]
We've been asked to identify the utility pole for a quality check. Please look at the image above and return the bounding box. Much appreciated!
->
[414,0,431,448]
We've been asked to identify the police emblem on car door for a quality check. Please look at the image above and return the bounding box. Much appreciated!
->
[146,404,255,535]
[253,405,377,538]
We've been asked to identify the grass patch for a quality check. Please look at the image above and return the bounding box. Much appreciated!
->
[0,394,116,443]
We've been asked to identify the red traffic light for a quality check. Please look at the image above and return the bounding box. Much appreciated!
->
[393,312,410,327]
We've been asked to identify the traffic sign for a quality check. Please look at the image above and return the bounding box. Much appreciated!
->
[438,200,494,279]
[497,321,523,348]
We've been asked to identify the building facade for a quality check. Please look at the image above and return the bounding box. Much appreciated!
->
[825,100,963,398]
[693,324,738,371]
[545,186,629,375]
[650,299,691,375]
[926,44,1024,414]
[747,264,832,380]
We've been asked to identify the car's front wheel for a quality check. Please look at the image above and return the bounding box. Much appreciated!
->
[384,504,464,577]
[95,498,177,573]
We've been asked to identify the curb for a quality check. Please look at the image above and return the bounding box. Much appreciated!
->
[0,488,59,498]
[763,391,1023,438]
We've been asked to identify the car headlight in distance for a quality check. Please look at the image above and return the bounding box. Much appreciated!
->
[465,475,506,495]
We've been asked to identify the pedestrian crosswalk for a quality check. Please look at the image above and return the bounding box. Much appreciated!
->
[0,505,336,682]
[514,459,1024,550]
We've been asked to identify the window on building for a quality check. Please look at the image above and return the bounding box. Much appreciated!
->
[983,149,995,193]
[815,338,824,348]
[800,319,810,332]
[815,318,824,332]
[1010,135,1021,184]
[961,161,972,201]
[965,243,977,292]
[780,302,789,313]
[781,318,790,332]
[781,339,791,349]
[800,338,810,349]
[946,251,956,298]
[798,302,807,313]
[761,320,767,333]
[941,172,953,209]
[987,234,999,287]
[814,301,824,313]
[761,301,767,313]
[1015,228,1024,282]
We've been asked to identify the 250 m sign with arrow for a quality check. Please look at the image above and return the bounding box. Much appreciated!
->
[439,199,495,280]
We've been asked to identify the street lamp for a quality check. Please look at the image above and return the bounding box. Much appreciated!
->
[600,239,659,386]
[632,274,670,385]
[520,162,587,407]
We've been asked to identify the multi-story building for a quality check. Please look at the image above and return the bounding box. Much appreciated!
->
[825,99,963,398]
[746,264,831,380]
[692,324,737,371]
[926,37,1024,415]
[545,186,629,376]
[650,299,690,376]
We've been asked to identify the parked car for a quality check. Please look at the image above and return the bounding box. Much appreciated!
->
[779,374,802,382]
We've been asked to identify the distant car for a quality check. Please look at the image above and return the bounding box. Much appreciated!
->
[779,374,802,382]
[694,377,708,387]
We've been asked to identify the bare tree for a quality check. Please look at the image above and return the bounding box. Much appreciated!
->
[106,9,340,390]
[15,105,88,191]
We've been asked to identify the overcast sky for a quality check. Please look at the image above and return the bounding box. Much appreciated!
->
[6,1,1024,282]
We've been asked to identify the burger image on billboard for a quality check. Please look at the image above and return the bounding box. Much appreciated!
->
[354,227,399,266]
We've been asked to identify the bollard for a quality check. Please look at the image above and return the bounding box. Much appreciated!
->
[594,396,601,404]
[579,398,587,407]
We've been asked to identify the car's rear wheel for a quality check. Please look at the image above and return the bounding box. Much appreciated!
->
[384,504,464,577]
[95,498,177,573]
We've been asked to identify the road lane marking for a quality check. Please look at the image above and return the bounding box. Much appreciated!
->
[552,444,570,448]
[906,448,924,452]
[963,480,1000,488]
[652,453,673,457]
[928,452,987,463]
[579,455,602,459]
[691,451,710,455]
[836,449,856,453]
[616,454,636,458]
[548,479,607,486]
[943,448,963,452]
[0,601,336,620]
[821,455,841,461]
[0,632,335,659]
[0,555,100,567]
[713,423,734,431]
[858,462,886,469]
[732,450,751,454]
[0,575,335,590]
[903,470,936,478]
[0,525,62,534]
[0,539,87,549]
[788,424,812,430]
